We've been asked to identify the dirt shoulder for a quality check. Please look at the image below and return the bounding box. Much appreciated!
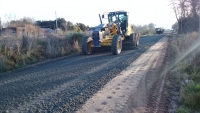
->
[76,36,169,113]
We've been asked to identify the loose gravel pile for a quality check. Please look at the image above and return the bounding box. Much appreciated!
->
[0,35,164,113]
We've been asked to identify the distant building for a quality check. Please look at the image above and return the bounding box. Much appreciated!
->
[2,27,25,37]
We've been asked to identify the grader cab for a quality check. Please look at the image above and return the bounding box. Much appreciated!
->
[82,11,140,55]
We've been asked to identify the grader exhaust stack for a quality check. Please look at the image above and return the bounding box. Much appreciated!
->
[99,14,102,24]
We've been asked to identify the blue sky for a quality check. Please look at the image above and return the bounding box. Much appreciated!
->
[0,0,176,29]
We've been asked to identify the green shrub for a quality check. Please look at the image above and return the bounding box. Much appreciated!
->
[184,81,200,93]
[176,106,191,113]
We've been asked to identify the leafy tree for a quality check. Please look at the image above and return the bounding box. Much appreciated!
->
[66,21,74,31]
[36,18,80,32]
[148,23,156,33]
[36,18,67,31]
[76,23,87,32]
[57,18,67,31]
[73,25,81,32]
[133,23,157,35]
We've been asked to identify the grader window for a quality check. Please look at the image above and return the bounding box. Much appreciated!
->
[108,15,117,23]
[118,14,126,22]
[108,13,127,23]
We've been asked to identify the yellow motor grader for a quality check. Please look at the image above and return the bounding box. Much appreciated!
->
[82,11,140,55]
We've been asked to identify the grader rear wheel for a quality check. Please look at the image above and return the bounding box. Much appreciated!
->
[136,40,139,46]
[135,33,140,46]
[130,33,139,47]
[129,33,135,47]
[111,35,122,55]
[82,36,93,55]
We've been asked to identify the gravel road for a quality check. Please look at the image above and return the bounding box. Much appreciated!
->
[0,35,165,113]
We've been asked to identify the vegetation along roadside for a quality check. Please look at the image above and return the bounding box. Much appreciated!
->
[167,32,200,113]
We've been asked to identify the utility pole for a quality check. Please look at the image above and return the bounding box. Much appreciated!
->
[55,11,58,33]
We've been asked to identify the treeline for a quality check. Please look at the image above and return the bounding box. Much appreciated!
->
[3,14,158,35]
[133,23,157,35]
[3,16,88,33]
[36,18,88,32]
[170,0,199,33]
[36,18,158,35]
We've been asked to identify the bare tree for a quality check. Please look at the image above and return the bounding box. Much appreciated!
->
[189,0,199,17]
[170,0,199,33]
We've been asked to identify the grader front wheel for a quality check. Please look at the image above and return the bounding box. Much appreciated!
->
[111,35,122,55]
[82,36,93,55]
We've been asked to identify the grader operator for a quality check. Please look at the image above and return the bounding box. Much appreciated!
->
[82,11,140,55]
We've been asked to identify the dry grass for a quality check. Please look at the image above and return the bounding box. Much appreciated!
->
[0,55,7,72]
[0,31,84,72]
[168,32,200,112]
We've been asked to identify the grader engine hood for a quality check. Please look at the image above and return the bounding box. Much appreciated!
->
[92,24,106,47]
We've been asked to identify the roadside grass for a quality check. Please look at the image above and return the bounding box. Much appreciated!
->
[0,31,84,72]
[168,32,200,113]
[0,29,152,73]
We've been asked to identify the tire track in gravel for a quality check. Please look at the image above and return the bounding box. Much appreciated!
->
[123,37,169,113]
[10,54,125,112]
[144,38,169,113]
[76,36,168,113]
[0,35,165,113]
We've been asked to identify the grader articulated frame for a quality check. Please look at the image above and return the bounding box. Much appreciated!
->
[82,10,140,55]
